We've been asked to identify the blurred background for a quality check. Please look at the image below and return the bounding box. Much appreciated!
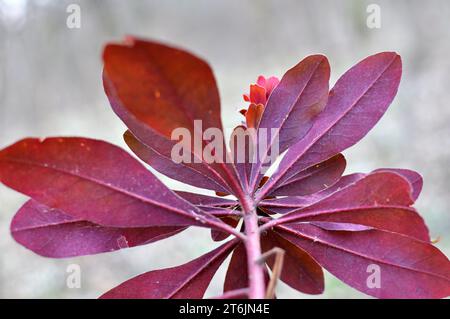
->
[0,0,449,298]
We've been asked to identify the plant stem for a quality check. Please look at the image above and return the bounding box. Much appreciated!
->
[241,196,266,299]
[211,288,249,299]
[260,247,285,299]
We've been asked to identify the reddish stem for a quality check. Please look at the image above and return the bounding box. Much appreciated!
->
[211,288,249,299]
[241,195,266,299]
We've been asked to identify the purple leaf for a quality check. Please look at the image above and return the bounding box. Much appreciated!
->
[211,289,249,299]
[211,216,240,242]
[0,138,220,228]
[230,125,253,189]
[124,130,230,192]
[275,172,429,241]
[294,207,429,242]
[250,55,330,190]
[175,191,237,208]
[224,243,270,293]
[103,36,223,138]
[101,240,238,299]
[280,172,414,220]
[224,243,248,292]
[11,200,185,258]
[262,231,324,294]
[103,37,241,196]
[276,223,450,298]
[260,173,365,214]
[374,168,423,200]
[308,221,373,232]
[270,153,346,196]
[258,52,402,200]
[307,173,366,198]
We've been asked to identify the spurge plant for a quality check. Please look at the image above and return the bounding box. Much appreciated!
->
[0,37,449,299]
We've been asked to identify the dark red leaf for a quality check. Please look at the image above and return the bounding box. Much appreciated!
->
[211,216,240,242]
[280,171,414,218]
[250,55,330,190]
[276,223,450,298]
[124,130,230,192]
[270,153,346,196]
[299,207,429,241]
[11,200,185,258]
[230,125,254,188]
[224,243,248,292]
[101,240,238,299]
[260,173,365,214]
[374,168,423,200]
[175,191,237,208]
[306,173,366,198]
[103,36,222,138]
[103,37,242,196]
[0,138,220,228]
[258,52,402,200]
[275,172,429,241]
[224,243,270,294]
[258,55,330,152]
[309,221,373,232]
[262,231,324,294]
[211,216,241,241]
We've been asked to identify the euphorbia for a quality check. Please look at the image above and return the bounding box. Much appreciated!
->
[0,37,449,299]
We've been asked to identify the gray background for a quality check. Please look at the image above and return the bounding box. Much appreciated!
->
[0,0,449,298]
